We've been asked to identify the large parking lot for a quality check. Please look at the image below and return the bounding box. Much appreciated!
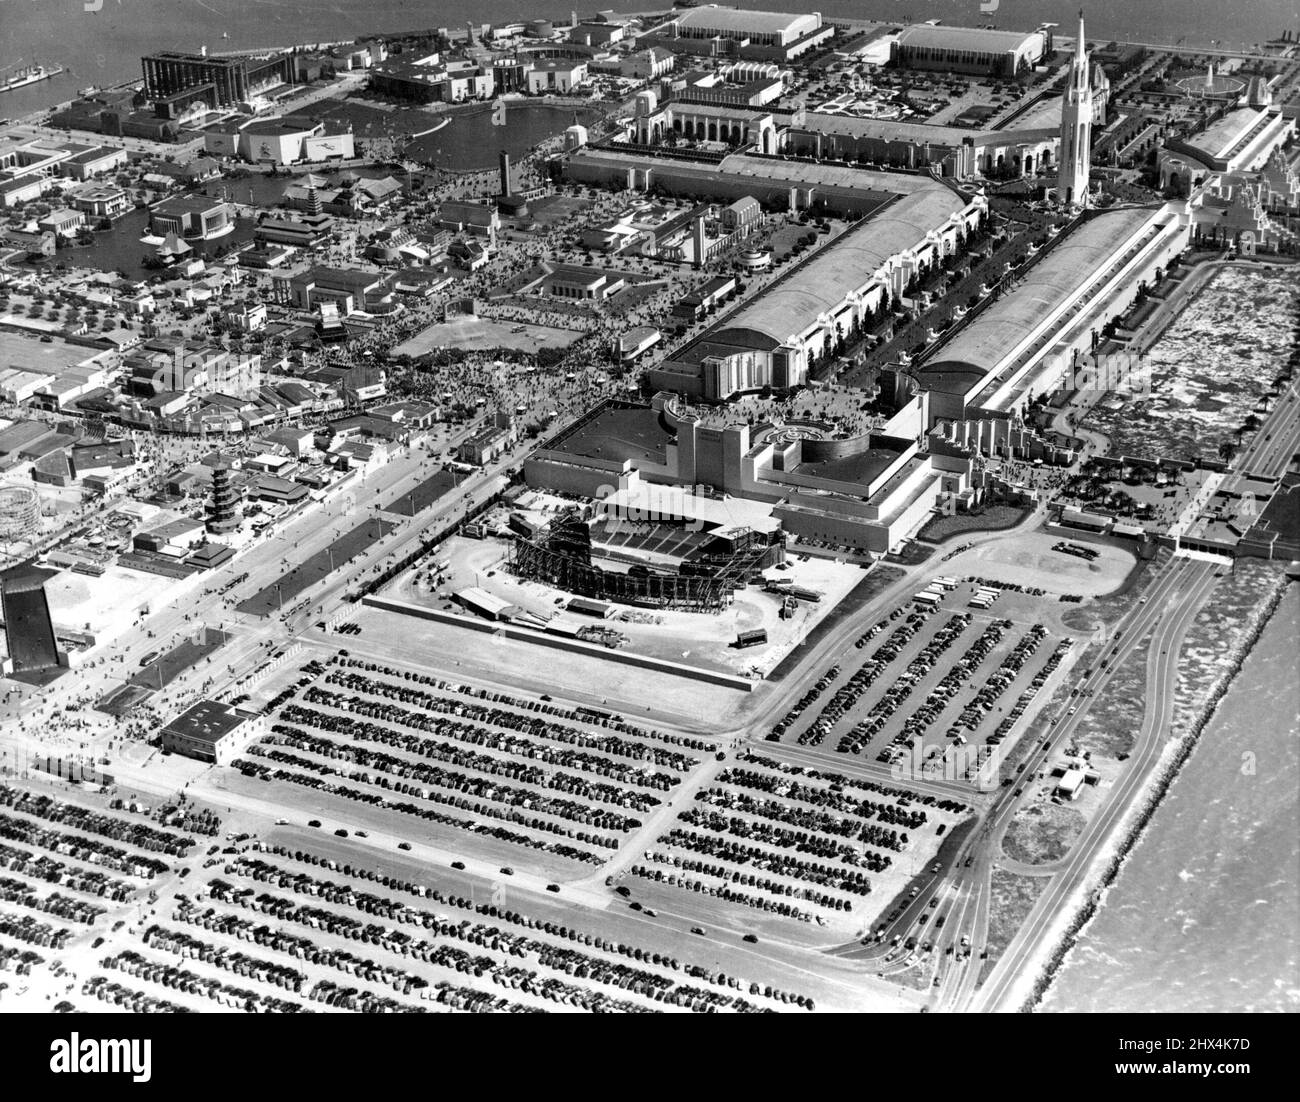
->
[762,579,1080,787]
[227,653,710,877]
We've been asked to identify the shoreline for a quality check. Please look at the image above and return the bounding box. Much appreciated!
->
[1016,568,1293,1011]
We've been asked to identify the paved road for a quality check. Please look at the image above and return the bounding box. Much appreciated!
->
[967,560,1220,1012]
[912,339,1300,1008]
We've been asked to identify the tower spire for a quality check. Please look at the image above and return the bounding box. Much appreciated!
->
[1057,8,1093,207]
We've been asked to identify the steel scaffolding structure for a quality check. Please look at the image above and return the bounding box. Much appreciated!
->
[507,510,784,612]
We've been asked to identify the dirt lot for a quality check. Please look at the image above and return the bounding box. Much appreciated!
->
[391,529,870,680]
[939,530,1136,598]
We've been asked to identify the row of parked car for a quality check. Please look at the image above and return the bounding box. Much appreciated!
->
[0,914,70,951]
[0,843,136,904]
[846,613,971,757]
[0,876,106,925]
[99,950,304,1012]
[331,656,710,751]
[661,822,879,890]
[289,689,680,800]
[956,623,1049,735]
[231,756,609,866]
[0,812,169,880]
[908,620,1009,748]
[987,639,1073,748]
[735,751,967,815]
[0,788,194,858]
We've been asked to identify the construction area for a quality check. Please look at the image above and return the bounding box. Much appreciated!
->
[507,509,786,613]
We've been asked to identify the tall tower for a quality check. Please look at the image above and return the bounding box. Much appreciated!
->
[1056,11,1093,206]
[206,461,242,536]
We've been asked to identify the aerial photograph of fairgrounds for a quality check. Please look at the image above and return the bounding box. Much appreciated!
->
[0,0,1297,1028]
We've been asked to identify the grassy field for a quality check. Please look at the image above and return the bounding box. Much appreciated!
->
[982,869,1049,973]
[1003,801,1087,865]
[1070,631,1153,759]
[237,517,397,617]
[129,627,229,691]
[917,504,1030,543]
[382,470,456,517]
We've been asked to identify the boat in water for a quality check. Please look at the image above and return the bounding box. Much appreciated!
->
[1,63,66,94]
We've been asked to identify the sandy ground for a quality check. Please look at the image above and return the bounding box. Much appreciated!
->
[345,604,752,736]
[45,565,196,642]
[937,531,1135,597]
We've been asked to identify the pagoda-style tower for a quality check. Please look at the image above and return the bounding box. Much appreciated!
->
[206,460,241,535]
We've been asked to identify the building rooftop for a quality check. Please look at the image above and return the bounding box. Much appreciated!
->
[153,194,227,215]
[239,117,319,137]
[162,699,246,745]
[918,206,1159,396]
[672,7,819,38]
[548,403,675,466]
[797,443,905,486]
[1182,107,1275,163]
[897,23,1045,52]
[719,188,964,347]
[801,109,1058,148]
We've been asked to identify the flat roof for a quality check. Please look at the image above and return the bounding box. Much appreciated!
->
[798,110,1058,149]
[162,699,246,745]
[897,23,1045,52]
[154,194,227,214]
[1182,107,1272,161]
[797,444,904,486]
[240,117,319,137]
[673,7,819,37]
[548,404,675,466]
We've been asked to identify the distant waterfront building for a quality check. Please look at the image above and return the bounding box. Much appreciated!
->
[368,56,495,103]
[1056,14,1094,206]
[141,50,295,108]
[893,23,1048,77]
[643,8,832,62]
